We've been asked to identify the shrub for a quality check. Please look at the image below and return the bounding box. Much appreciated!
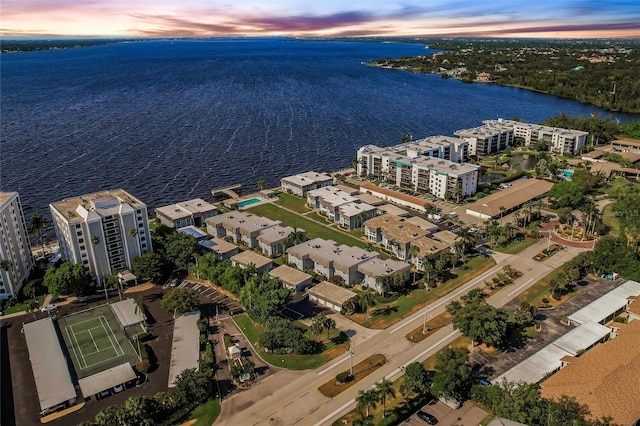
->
[335,372,353,383]
[613,316,628,324]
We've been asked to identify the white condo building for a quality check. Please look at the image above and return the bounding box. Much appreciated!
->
[454,122,514,156]
[357,137,479,200]
[483,118,589,155]
[0,192,34,299]
[50,189,152,286]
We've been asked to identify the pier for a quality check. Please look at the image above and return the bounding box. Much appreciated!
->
[211,184,242,201]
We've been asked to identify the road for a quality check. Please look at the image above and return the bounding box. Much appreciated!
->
[216,239,582,425]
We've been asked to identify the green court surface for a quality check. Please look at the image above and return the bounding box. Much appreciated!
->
[57,304,139,379]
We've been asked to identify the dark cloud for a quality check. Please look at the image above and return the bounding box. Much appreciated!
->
[249,11,374,32]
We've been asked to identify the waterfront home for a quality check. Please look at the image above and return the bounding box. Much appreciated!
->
[205,211,281,249]
[155,198,218,228]
[280,171,333,197]
[256,224,295,257]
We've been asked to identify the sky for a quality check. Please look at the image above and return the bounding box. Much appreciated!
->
[2,0,640,39]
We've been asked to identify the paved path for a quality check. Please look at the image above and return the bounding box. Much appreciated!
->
[218,239,582,426]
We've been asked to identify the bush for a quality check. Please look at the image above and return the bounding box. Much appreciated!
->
[613,316,628,324]
[335,372,353,384]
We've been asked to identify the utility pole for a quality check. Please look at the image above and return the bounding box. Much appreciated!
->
[423,305,429,333]
[349,338,354,376]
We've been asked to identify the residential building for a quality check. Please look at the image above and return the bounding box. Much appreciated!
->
[307,281,357,312]
[357,258,411,294]
[287,238,378,285]
[49,189,152,286]
[454,122,513,156]
[338,202,377,230]
[280,171,333,197]
[465,178,553,220]
[230,250,273,275]
[257,225,295,257]
[205,211,281,248]
[483,118,588,155]
[198,238,238,260]
[364,214,430,260]
[0,192,34,299]
[307,186,377,229]
[268,265,313,292]
[410,236,450,271]
[155,198,217,228]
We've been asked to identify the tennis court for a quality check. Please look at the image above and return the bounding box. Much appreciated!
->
[57,304,139,379]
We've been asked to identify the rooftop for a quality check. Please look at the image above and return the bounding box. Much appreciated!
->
[281,171,332,187]
[168,312,200,387]
[156,198,217,220]
[198,237,238,255]
[357,257,411,277]
[568,280,640,325]
[364,214,428,244]
[307,281,356,306]
[354,193,386,206]
[361,183,430,209]
[410,235,450,257]
[206,211,281,236]
[50,189,145,222]
[0,191,18,206]
[541,320,640,426]
[256,224,295,244]
[465,178,553,218]
[231,250,273,269]
[269,265,312,287]
[338,201,376,218]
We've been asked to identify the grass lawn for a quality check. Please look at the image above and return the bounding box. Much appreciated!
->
[405,311,454,343]
[184,399,221,426]
[274,192,311,213]
[517,266,582,308]
[349,255,496,329]
[233,314,349,370]
[247,203,369,248]
[494,237,539,254]
[602,204,623,238]
[3,295,46,315]
[318,354,386,397]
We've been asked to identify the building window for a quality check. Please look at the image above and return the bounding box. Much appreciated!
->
[79,238,84,244]
[80,245,85,250]
[76,224,81,229]
[82,260,89,265]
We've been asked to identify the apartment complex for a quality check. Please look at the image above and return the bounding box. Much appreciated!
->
[155,198,217,228]
[205,211,281,249]
[357,138,479,199]
[280,171,333,197]
[50,189,152,286]
[306,186,377,229]
[287,238,379,286]
[358,258,411,294]
[454,121,514,156]
[0,192,34,299]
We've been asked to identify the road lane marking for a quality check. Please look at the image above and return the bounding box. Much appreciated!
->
[317,353,348,375]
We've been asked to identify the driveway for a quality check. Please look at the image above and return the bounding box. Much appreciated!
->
[405,400,487,426]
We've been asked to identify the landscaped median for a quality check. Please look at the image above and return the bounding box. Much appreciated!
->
[318,354,386,397]
[233,314,349,370]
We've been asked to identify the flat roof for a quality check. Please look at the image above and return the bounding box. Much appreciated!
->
[281,171,332,187]
[410,236,449,257]
[78,363,137,397]
[465,178,553,218]
[198,237,238,255]
[430,230,458,246]
[360,183,428,210]
[168,312,200,387]
[568,280,640,325]
[156,198,217,220]
[257,225,295,244]
[551,321,610,356]
[110,298,146,328]
[405,216,439,232]
[0,191,17,206]
[206,211,281,236]
[287,237,338,259]
[307,281,356,306]
[541,320,640,426]
[338,201,376,218]
[357,258,411,277]
[231,250,273,269]
[23,318,76,411]
[495,343,570,385]
[364,214,428,244]
[50,189,145,223]
[354,193,386,206]
[269,265,312,287]
[377,203,410,217]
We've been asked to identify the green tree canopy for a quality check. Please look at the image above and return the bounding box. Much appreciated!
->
[453,301,509,347]
[239,275,291,324]
[43,261,92,298]
[548,181,585,209]
[163,232,199,269]
[160,287,199,316]
[431,347,472,401]
[132,252,162,281]
[400,362,430,398]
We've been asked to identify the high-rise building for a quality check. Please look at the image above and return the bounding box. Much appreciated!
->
[50,189,152,285]
[0,192,34,299]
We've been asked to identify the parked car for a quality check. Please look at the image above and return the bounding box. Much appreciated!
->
[97,389,112,400]
[417,411,438,424]
[41,304,58,313]
[113,384,124,393]
[169,278,179,287]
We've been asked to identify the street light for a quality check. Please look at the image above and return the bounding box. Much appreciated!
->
[423,304,429,333]
[348,337,354,376]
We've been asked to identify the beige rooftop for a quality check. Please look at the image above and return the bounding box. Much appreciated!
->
[50,189,145,222]
[231,250,272,269]
[465,178,553,218]
[307,281,356,306]
[365,214,428,244]
[269,265,312,287]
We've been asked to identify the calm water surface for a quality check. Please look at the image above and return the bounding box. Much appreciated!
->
[1,38,636,223]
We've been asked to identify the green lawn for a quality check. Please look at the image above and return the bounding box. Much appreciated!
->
[352,255,497,329]
[602,204,623,238]
[494,237,539,254]
[233,314,349,370]
[184,399,221,426]
[274,192,311,213]
[3,295,47,315]
[247,203,369,248]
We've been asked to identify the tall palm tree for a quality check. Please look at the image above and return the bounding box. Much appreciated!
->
[28,212,48,258]
[523,202,534,226]
[409,245,420,284]
[376,378,396,418]
[322,316,336,340]
[513,211,521,228]
[359,290,376,318]
[257,179,266,191]
[421,255,434,288]
[452,183,463,203]
[286,228,307,247]
[26,299,40,320]
[355,389,378,418]
[456,227,479,255]
[499,206,507,226]
[452,240,465,271]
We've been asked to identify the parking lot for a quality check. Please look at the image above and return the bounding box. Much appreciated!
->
[178,279,243,317]
[404,400,487,426]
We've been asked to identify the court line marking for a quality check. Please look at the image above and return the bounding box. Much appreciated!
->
[66,325,86,369]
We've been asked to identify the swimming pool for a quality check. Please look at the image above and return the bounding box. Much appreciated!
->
[560,169,574,178]
[237,197,261,207]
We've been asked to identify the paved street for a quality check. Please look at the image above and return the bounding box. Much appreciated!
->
[216,239,583,425]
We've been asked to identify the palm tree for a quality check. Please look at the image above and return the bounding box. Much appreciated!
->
[503,223,515,242]
[311,314,325,338]
[26,299,40,320]
[409,245,420,284]
[421,255,434,288]
[28,212,48,258]
[0,259,12,273]
[286,228,307,247]
[523,202,534,226]
[512,211,521,228]
[358,290,376,318]
[257,179,266,191]
[452,183,463,203]
[456,227,478,255]
[322,316,336,340]
[376,378,396,418]
[356,389,378,418]
[499,205,507,226]
[452,240,465,271]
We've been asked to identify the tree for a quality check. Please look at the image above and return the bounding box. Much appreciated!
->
[358,289,376,318]
[356,388,378,418]
[132,252,162,282]
[548,181,585,209]
[421,254,434,287]
[499,205,507,226]
[43,261,92,297]
[95,405,122,426]
[28,212,48,258]
[239,275,290,324]
[311,314,325,338]
[376,378,396,418]
[172,368,213,406]
[400,362,429,398]
[323,316,336,340]
[134,296,145,317]
[453,301,509,347]
[286,228,307,247]
[431,347,471,401]
[26,298,40,320]
[452,183,463,203]
[1,259,12,273]
[120,395,156,426]
[164,232,199,269]
[160,287,199,317]
[257,179,266,191]
[409,245,420,284]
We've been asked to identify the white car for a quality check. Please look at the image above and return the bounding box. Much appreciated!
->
[41,304,58,313]
[113,384,124,393]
